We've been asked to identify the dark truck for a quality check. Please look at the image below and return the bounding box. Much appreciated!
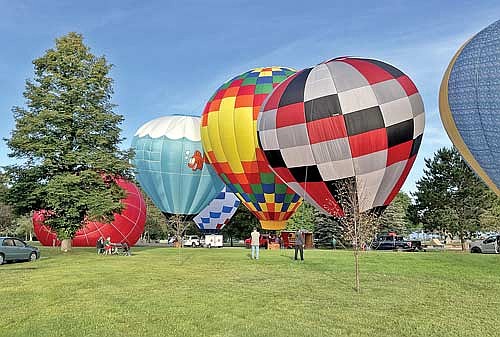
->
[370,235,423,251]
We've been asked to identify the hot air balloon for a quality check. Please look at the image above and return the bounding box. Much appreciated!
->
[440,20,500,195]
[193,186,240,233]
[131,115,224,219]
[257,57,424,215]
[201,67,302,230]
[33,178,146,247]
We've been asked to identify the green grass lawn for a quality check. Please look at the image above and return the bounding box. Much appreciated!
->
[1,247,500,337]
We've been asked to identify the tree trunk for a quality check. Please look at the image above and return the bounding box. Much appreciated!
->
[61,239,72,252]
[354,247,360,292]
[230,236,233,247]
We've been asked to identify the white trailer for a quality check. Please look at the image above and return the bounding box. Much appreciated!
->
[204,234,223,248]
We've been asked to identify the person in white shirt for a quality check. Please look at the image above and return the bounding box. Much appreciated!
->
[250,227,260,260]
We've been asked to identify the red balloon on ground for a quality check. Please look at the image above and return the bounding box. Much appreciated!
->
[33,178,146,247]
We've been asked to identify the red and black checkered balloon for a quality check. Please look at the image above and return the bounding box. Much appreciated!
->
[257,57,424,216]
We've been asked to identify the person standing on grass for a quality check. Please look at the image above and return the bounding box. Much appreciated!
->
[251,227,260,260]
[96,237,105,255]
[104,237,112,255]
[294,229,305,261]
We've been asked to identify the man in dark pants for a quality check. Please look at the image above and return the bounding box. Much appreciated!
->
[294,230,304,261]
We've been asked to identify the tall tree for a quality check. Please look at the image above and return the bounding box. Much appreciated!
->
[5,32,131,251]
[378,191,412,235]
[335,179,380,292]
[222,205,259,246]
[286,202,315,232]
[313,209,343,248]
[412,147,490,250]
[141,192,169,242]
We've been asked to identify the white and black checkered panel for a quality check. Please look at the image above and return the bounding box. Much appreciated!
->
[413,113,425,139]
[326,61,370,93]
[259,129,279,150]
[380,96,413,127]
[304,63,338,101]
[344,106,385,136]
[317,159,355,181]
[258,108,277,131]
[386,119,414,148]
[356,168,386,212]
[372,160,407,207]
[409,93,425,139]
[353,150,388,175]
[372,79,407,104]
[409,93,424,118]
[278,68,312,107]
[311,138,351,163]
[280,145,316,168]
[304,94,342,122]
[337,85,379,115]
[276,123,310,148]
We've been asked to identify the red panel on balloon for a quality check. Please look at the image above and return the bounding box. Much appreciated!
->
[33,178,146,247]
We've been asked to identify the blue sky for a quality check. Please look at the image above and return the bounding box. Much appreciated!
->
[1,0,499,193]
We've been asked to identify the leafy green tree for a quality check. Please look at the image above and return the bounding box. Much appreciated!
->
[479,191,500,232]
[15,215,34,241]
[378,191,412,235]
[141,192,169,242]
[222,205,259,246]
[0,203,16,236]
[286,202,315,232]
[5,32,131,250]
[412,147,490,250]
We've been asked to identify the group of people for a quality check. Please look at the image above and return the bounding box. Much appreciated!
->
[250,228,305,261]
[96,237,131,256]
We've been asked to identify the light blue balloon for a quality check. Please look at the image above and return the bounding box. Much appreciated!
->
[131,115,224,217]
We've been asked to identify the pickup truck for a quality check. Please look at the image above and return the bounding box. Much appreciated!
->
[182,235,201,248]
[370,235,422,251]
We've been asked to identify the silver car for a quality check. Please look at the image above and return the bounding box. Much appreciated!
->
[0,237,40,264]
[470,235,500,254]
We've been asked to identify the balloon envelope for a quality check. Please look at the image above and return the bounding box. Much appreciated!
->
[440,20,500,195]
[132,115,224,217]
[193,186,240,233]
[201,67,302,230]
[258,57,424,215]
[33,178,146,247]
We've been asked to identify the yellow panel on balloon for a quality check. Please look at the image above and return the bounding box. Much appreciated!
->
[234,106,256,162]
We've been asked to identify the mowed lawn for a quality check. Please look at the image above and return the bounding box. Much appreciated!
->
[1,247,500,337]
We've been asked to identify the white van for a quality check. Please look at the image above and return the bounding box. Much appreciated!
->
[203,234,223,248]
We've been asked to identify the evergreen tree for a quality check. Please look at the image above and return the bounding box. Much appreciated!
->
[378,191,412,235]
[313,209,343,248]
[5,33,131,250]
[412,147,490,250]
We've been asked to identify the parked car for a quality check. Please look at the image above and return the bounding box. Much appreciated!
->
[370,235,421,251]
[0,237,40,265]
[182,235,201,247]
[244,234,269,248]
[470,235,500,254]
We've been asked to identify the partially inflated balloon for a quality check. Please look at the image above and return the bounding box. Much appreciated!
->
[440,20,500,195]
[193,186,240,233]
[201,67,302,230]
[258,57,424,215]
[132,115,224,218]
[33,178,146,247]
